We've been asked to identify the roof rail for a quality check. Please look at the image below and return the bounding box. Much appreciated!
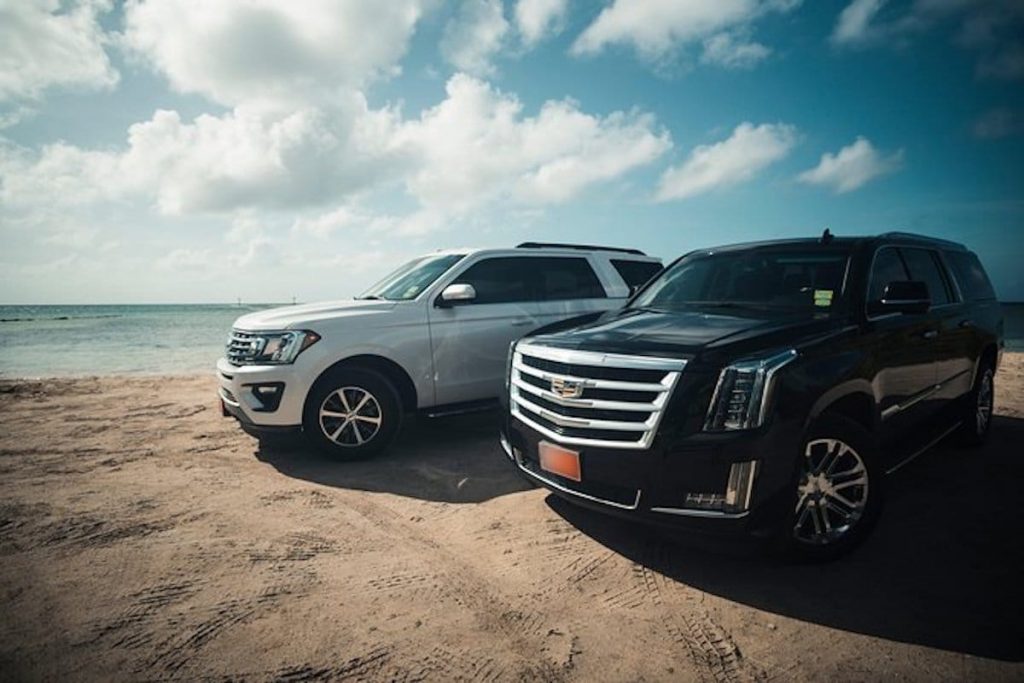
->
[878,232,965,248]
[516,242,646,256]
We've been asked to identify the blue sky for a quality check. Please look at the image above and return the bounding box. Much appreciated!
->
[1,0,1022,303]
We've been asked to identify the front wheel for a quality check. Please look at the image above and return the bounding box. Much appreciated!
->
[782,415,883,562]
[302,367,402,460]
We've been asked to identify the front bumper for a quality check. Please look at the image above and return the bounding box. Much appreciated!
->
[216,357,304,430]
[502,412,801,539]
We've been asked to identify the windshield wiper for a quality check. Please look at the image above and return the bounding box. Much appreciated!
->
[355,295,384,300]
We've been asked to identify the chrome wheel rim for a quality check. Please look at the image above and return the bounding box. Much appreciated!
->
[976,370,993,435]
[319,387,382,447]
[794,438,869,545]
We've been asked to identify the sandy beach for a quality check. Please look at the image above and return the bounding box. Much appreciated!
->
[1,355,1022,681]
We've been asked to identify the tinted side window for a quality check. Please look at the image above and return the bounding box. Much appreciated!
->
[900,248,952,305]
[453,258,532,304]
[533,257,606,300]
[946,251,997,302]
[611,259,662,290]
[867,247,910,305]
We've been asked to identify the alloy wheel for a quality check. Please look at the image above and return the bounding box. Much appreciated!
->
[794,438,869,545]
[319,386,383,447]
[976,369,993,436]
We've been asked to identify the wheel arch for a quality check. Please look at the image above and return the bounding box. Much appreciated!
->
[307,354,419,414]
[807,381,878,434]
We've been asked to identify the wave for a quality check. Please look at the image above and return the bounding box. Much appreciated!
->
[0,314,123,323]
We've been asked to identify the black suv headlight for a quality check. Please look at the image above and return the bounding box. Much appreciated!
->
[704,349,797,432]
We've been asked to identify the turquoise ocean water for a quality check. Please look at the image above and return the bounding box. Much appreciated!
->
[1,302,1023,378]
[0,304,281,378]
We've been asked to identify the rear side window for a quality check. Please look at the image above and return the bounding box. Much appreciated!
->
[453,257,532,304]
[532,257,606,300]
[945,251,997,302]
[867,247,909,305]
[900,248,952,305]
[611,259,662,291]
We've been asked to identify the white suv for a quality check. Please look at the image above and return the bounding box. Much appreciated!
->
[217,243,661,459]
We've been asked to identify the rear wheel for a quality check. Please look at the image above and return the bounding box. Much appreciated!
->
[302,367,402,460]
[783,415,883,562]
[957,363,994,448]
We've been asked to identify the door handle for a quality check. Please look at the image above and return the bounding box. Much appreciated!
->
[921,330,939,340]
[511,318,532,327]
[958,319,973,329]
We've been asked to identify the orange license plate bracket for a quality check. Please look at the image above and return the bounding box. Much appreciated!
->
[538,441,581,482]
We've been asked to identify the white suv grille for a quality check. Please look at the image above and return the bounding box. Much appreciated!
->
[225,329,262,365]
[510,342,686,449]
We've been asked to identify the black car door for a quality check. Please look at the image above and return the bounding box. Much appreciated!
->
[901,247,972,412]
[863,246,941,443]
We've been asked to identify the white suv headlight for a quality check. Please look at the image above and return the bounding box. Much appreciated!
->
[704,349,797,432]
[228,330,320,365]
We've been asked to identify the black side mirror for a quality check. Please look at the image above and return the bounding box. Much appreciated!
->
[880,280,931,315]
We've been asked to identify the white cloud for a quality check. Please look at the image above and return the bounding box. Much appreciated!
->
[701,31,771,68]
[2,74,669,229]
[656,122,796,201]
[0,0,118,102]
[0,96,408,214]
[515,0,570,46]
[396,74,671,212]
[570,0,799,64]
[797,137,903,193]
[440,0,510,77]
[831,0,888,46]
[123,0,428,106]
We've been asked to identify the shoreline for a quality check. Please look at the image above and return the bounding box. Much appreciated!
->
[3,348,1022,381]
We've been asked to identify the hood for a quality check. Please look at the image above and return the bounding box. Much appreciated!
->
[528,307,840,359]
[232,299,398,331]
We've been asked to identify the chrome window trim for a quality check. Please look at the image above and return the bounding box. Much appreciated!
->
[865,245,910,322]
[865,244,959,321]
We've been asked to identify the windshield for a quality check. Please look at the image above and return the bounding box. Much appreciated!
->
[358,254,466,301]
[631,247,849,313]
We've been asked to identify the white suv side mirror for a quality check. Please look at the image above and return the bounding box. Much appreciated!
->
[439,283,477,306]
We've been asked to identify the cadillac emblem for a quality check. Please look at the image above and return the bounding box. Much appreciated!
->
[550,377,584,399]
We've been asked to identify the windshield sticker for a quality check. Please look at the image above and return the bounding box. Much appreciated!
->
[814,289,834,307]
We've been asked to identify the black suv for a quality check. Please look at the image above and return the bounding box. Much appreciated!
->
[500,232,1003,560]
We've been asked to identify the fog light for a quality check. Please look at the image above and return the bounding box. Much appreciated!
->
[724,460,759,512]
[684,460,759,513]
[246,382,285,412]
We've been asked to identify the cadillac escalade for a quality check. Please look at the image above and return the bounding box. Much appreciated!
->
[501,231,1003,560]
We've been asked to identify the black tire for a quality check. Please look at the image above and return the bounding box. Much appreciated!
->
[780,415,884,563]
[302,367,402,460]
[956,363,995,448]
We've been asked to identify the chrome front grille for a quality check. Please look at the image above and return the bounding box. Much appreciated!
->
[510,342,686,449]
[225,329,263,365]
